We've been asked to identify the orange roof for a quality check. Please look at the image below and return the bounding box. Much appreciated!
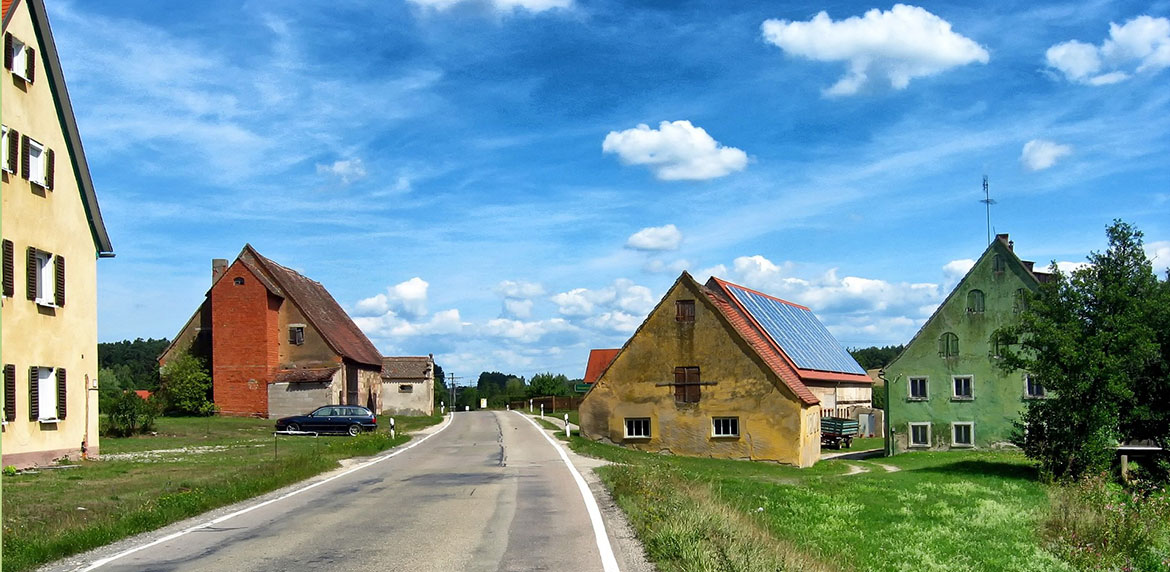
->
[583,349,619,383]
[134,390,152,400]
[2,0,14,20]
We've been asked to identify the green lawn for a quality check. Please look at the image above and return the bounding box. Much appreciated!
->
[1,413,444,572]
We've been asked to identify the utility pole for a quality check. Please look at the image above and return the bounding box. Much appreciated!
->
[980,175,996,244]
[446,373,460,409]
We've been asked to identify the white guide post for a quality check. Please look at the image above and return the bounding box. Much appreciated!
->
[564,413,571,438]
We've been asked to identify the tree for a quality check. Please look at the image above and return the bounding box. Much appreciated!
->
[995,221,1169,480]
[159,352,216,416]
[98,338,171,390]
[848,345,904,370]
[528,372,570,397]
[433,363,447,409]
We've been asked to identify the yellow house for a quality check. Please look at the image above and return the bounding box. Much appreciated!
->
[579,272,871,467]
[2,0,114,468]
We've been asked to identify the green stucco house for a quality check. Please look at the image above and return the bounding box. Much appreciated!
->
[885,234,1051,453]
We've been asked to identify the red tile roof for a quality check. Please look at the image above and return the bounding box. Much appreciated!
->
[381,356,433,379]
[2,0,14,20]
[583,349,619,383]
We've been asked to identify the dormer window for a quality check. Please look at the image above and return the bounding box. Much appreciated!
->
[4,33,35,83]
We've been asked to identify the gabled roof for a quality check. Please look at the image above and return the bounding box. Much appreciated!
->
[240,245,383,368]
[583,349,619,383]
[381,356,433,379]
[4,0,113,255]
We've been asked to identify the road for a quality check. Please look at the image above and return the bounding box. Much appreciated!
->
[59,411,630,572]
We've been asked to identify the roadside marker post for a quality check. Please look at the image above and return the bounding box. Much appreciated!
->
[441,401,445,415]
[529,399,533,413]
[390,417,396,440]
[564,414,571,438]
[540,404,544,418]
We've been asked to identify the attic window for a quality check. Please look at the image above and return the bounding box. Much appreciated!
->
[672,366,701,403]
[1013,288,1029,313]
[938,332,958,358]
[5,33,35,83]
[676,300,695,322]
[966,289,985,313]
[993,254,1006,273]
[233,277,245,285]
[399,384,413,393]
[288,325,305,346]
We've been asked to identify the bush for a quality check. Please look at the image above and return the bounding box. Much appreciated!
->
[1043,473,1170,570]
[103,391,158,437]
[159,352,215,416]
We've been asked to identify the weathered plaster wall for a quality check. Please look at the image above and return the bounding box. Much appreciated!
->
[268,378,336,419]
[579,276,818,467]
[278,301,337,368]
[381,376,434,416]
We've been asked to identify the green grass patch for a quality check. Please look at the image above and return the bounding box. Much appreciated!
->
[2,413,443,572]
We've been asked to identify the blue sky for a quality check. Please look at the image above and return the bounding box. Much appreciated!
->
[48,0,1170,381]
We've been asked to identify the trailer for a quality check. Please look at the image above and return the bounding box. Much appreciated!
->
[820,416,858,449]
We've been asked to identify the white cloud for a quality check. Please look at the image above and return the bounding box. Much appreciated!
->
[354,308,465,338]
[602,121,748,181]
[354,277,429,318]
[1047,15,1170,85]
[496,280,546,299]
[942,259,975,291]
[626,224,683,251]
[551,278,656,318]
[502,298,535,319]
[643,258,692,274]
[316,158,368,184]
[407,0,571,13]
[760,4,989,96]
[1147,241,1170,273]
[481,317,575,343]
[1020,139,1073,171]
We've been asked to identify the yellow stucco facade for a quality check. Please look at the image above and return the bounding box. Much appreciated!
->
[579,274,822,467]
[2,0,111,468]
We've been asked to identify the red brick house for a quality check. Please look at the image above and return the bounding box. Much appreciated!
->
[161,245,384,418]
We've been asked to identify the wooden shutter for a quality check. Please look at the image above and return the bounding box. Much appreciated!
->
[6,128,17,172]
[20,134,30,180]
[25,46,34,83]
[45,148,54,190]
[3,364,15,422]
[2,239,13,297]
[54,254,65,307]
[56,368,67,420]
[26,246,37,301]
[3,34,12,71]
[28,367,38,421]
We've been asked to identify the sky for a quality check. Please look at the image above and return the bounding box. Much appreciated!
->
[45,0,1170,383]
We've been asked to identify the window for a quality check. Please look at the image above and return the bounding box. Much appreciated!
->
[938,332,958,357]
[1024,374,1046,399]
[908,377,928,400]
[673,366,701,403]
[27,248,62,307]
[993,254,1006,273]
[952,375,973,400]
[624,417,650,439]
[1013,288,1029,313]
[288,325,305,346]
[26,137,45,186]
[233,277,245,285]
[952,422,974,447]
[908,423,931,447]
[5,33,35,82]
[966,289,985,313]
[3,364,15,422]
[712,417,739,438]
[30,366,63,422]
[675,299,695,322]
[399,384,413,393]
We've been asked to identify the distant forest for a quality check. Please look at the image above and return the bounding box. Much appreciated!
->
[848,345,904,371]
[98,338,171,391]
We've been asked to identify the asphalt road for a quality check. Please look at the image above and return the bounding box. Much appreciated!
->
[60,411,629,572]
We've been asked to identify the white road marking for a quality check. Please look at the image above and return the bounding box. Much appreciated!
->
[81,414,455,571]
[514,411,621,572]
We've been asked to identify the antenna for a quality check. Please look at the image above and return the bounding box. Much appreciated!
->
[979,175,996,244]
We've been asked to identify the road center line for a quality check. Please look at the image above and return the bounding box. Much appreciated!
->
[82,414,455,571]
[514,411,620,572]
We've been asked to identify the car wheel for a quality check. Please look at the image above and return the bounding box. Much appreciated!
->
[347,424,361,437]
[287,423,300,432]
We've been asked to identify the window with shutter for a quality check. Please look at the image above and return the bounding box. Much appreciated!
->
[675,300,695,322]
[26,246,37,301]
[1,125,11,173]
[25,44,34,83]
[20,134,30,180]
[672,366,701,403]
[3,364,15,422]
[6,34,32,82]
[54,254,65,307]
[35,366,57,421]
[45,148,54,190]
[26,138,46,186]
[3,33,12,71]
[27,366,38,421]
[2,239,13,297]
[4,126,17,173]
[57,368,67,420]
[938,332,959,357]
[28,249,55,306]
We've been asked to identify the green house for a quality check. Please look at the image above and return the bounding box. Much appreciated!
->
[885,234,1051,453]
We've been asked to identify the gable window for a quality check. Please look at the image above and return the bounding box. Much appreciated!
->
[624,417,650,439]
[993,254,1006,273]
[908,377,928,400]
[908,422,931,448]
[675,299,695,322]
[952,422,974,447]
[399,384,413,393]
[1024,374,1046,399]
[29,366,64,422]
[233,277,245,285]
[27,247,64,307]
[288,325,305,346]
[938,332,958,357]
[966,289,985,313]
[1013,288,1029,313]
[712,417,739,438]
[23,136,50,187]
[673,366,701,403]
[952,375,974,400]
[4,33,35,83]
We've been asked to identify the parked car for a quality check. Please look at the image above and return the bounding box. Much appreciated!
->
[275,405,377,436]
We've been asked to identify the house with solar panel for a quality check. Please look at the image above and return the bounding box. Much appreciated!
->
[578,271,872,467]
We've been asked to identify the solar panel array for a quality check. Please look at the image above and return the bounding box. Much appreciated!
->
[723,283,866,375]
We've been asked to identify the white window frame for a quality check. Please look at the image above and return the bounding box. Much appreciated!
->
[10,36,30,82]
[27,138,46,186]
[908,422,931,448]
[952,375,974,400]
[624,417,650,439]
[951,422,974,447]
[1024,373,1046,399]
[711,416,739,438]
[908,376,928,400]
[34,250,55,307]
[38,366,59,422]
[288,324,305,346]
[1,124,9,173]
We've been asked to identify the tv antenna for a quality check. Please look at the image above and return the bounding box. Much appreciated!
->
[979,175,996,244]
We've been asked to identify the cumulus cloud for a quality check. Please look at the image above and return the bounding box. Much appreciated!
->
[626,224,683,251]
[316,158,367,184]
[496,280,545,319]
[760,4,989,96]
[354,276,429,318]
[602,120,748,181]
[1046,15,1170,85]
[481,317,575,343]
[643,258,692,274]
[552,279,656,319]
[942,259,975,291]
[407,0,571,13]
[354,308,464,338]
[1020,139,1073,171]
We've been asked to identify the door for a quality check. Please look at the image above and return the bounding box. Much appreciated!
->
[346,362,359,405]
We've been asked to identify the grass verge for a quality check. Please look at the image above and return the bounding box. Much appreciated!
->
[1,413,443,572]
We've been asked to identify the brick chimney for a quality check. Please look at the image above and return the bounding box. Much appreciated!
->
[212,259,228,284]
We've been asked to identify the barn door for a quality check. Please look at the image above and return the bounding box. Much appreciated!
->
[346,363,359,405]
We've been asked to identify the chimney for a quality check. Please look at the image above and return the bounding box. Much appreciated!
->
[1008,240,1014,252]
[212,259,228,284]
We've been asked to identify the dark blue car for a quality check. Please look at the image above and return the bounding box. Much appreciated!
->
[275,405,377,436]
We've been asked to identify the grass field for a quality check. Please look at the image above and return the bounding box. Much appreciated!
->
[1,413,443,572]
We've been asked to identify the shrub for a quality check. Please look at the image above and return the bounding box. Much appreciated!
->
[159,352,215,416]
[1043,473,1170,570]
[103,391,158,437]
